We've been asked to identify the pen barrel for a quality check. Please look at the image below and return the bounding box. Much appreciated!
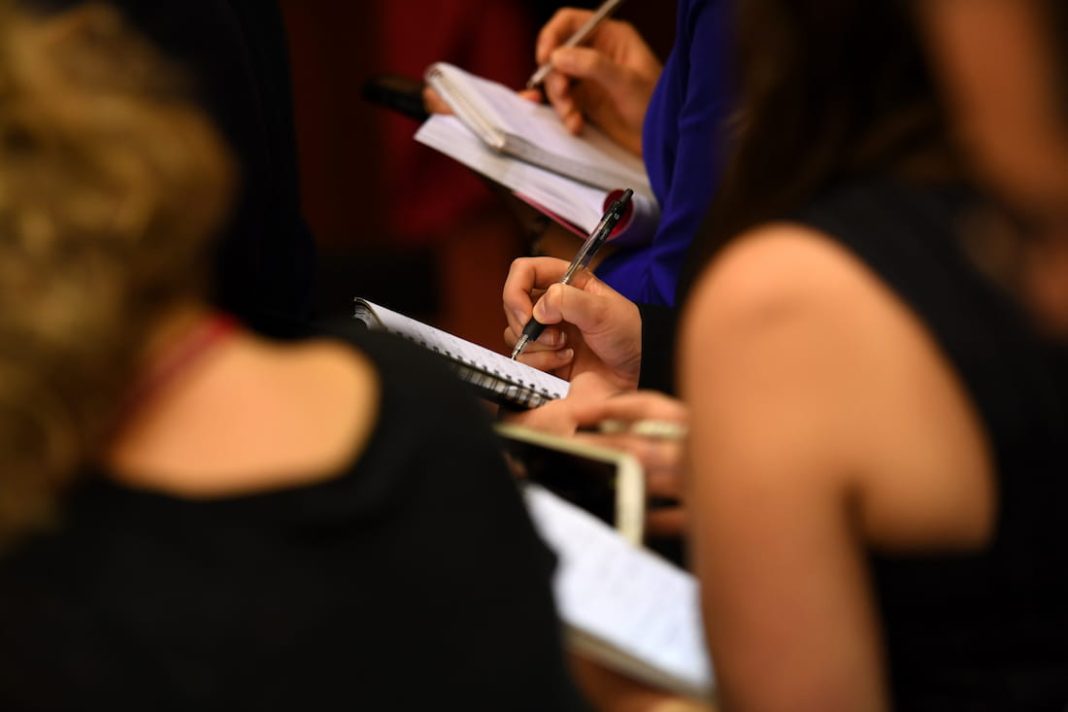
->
[562,234,609,286]
[566,0,626,48]
[562,187,631,283]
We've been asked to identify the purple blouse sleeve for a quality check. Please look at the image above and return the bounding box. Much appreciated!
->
[595,0,731,306]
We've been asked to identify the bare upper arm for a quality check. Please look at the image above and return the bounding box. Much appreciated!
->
[678,224,993,710]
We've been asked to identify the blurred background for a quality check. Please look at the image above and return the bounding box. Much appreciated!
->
[278,0,676,348]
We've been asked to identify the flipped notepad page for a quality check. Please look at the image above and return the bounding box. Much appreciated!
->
[353,298,569,409]
[426,63,652,194]
[524,484,715,699]
[416,114,659,243]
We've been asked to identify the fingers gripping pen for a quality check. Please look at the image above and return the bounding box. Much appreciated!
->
[511,189,633,360]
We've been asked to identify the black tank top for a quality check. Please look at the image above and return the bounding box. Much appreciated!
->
[798,179,1068,711]
[0,326,589,711]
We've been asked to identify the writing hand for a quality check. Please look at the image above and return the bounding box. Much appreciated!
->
[536,8,662,156]
[503,256,642,392]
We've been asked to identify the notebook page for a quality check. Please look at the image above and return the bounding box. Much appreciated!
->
[416,115,605,232]
[357,299,570,401]
[417,116,661,247]
[434,64,651,193]
[524,484,714,696]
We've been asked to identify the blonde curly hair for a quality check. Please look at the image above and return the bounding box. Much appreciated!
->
[0,1,234,548]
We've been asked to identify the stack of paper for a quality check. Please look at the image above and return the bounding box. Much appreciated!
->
[416,64,660,244]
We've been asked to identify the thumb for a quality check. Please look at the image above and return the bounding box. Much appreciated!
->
[518,89,543,104]
[550,47,627,91]
[534,282,611,335]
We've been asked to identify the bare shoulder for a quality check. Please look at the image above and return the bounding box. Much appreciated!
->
[680,222,916,413]
[681,223,899,483]
[110,335,382,498]
[681,222,994,549]
[682,223,888,336]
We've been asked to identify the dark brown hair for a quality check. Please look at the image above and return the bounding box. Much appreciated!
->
[680,0,952,295]
[1049,0,1068,120]
[0,1,234,548]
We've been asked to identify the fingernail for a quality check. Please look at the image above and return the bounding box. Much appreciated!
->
[514,309,528,325]
[561,348,575,361]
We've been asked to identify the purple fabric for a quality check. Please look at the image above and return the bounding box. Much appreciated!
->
[595,0,731,306]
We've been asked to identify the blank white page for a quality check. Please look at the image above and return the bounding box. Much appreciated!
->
[355,299,569,401]
[524,484,714,696]
[416,115,607,231]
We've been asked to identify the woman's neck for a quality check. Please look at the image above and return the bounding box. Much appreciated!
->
[104,310,381,499]
[119,304,240,427]
[140,304,219,364]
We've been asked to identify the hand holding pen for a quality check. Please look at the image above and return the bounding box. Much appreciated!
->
[511,189,634,360]
[530,4,660,156]
[527,0,628,89]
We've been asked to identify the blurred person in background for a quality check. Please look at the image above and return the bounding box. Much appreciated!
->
[285,0,538,348]
[0,4,590,708]
[920,0,1068,338]
[678,0,1068,708]
[368,0,533,348]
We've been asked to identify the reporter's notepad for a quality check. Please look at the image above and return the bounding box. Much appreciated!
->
[354,298,569,409]
[426,62,652,193]
[524,484,715,699]
[416,114,659,243]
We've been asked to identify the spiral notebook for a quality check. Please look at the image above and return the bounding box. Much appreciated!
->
[354,298,569,409]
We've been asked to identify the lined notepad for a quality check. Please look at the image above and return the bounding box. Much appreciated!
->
[354,298,569,409]
[524,484,715,699]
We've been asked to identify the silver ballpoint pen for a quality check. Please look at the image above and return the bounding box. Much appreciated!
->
[526,0,627,89]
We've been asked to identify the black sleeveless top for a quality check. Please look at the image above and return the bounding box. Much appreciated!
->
[0,326,589,711]
[798,180,1068,711]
